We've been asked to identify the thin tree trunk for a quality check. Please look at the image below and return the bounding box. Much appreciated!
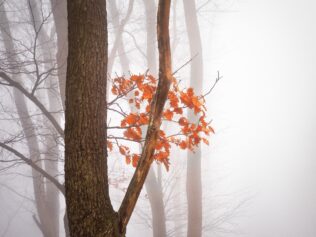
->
[108,0,130,76]
[118,0,172,233]
[109,2,167,236]
[50,0,67,110]
[49,2,70,235]
[183,1,204,236]
[143,0,157,74]
[145,167,166,237]
[65,1,120,236]
[27,1,61,236]
[0,4,49,237]
[143,1,167,236]
[107,0,134,77]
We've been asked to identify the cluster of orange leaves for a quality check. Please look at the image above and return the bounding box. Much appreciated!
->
[107,74,214,171]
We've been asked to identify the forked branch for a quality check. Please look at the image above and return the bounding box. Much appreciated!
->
[0,72,64,137]
[0,142,65,195]
[118,0,172,232]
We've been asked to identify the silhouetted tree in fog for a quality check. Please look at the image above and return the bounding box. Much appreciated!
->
[183,0,204,236]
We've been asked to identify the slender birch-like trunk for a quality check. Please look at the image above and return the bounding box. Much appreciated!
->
[183,1,204,236]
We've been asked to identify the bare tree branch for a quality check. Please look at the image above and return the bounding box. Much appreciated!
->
[0,142,65,195]
[0,72,64,137]
[118,0,173,231]
[108,0,135,75]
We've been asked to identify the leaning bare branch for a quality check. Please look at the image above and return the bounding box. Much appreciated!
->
[172,53,198,76]
[118,0,172,231]
[0,141,65,195]
[0,71,64,137]
[202,70,222,98]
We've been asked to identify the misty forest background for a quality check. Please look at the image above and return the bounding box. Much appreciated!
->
[1,0,316,236]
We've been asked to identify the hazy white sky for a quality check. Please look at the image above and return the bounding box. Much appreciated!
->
[204,0,316,236]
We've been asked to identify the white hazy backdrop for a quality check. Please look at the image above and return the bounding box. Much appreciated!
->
[1,0,316,236]
[206,0,316,236]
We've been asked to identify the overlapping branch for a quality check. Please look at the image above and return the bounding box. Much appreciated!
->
[0,141,65,195]
[0,72,64,137]
[118,0,173,232]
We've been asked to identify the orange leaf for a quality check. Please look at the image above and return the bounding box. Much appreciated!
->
[187,87,194,97]
[168,91,179,108]
[119,146,128,155]
[111,87,118,95]
[142,85,154,100]
[180,92,191,107]
[139,113,149,125]
[155,151,169,161]
[179,140,187,149]
[174,107,183,114]
[148,75,157,83]
[146,105,151,113]
[162,158,170,171]
[164,110,173,120]
[123,113,138,126]
[107,141,113,151]
[132,154,139,167]
[130,75,143,83]
[124,128,142,141]
[178,117,188,126]
[155,140,163,150]
[125,156,131,165]
[182,125,191,134]
[202,138,209,145]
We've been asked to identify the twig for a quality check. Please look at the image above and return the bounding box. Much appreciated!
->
[0,142,65,195]
[202,70,222,98]
[172,53,198,76]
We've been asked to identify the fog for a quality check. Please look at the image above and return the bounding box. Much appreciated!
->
[1,0,316,236]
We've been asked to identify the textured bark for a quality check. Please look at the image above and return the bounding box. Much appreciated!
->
[109,2,167,235]
[183,1,204,236]
[65,0,172,235]
[118,0,172,233]
[65,1,119,236]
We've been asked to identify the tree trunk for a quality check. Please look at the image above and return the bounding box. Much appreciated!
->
[108,0,130,76]
[143,1,167,236]
[145,167,167,237]
[27,1,62,236]
[109,1,167,236]
[118,0,172,233]
[65,1,119,236]
[0,4,53,237]
[49,2,70,234]
[183,1,204,236]
[65,0,172,236]
[143,0,158,74]
[50,0,68,110]
[107,0,134,77]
